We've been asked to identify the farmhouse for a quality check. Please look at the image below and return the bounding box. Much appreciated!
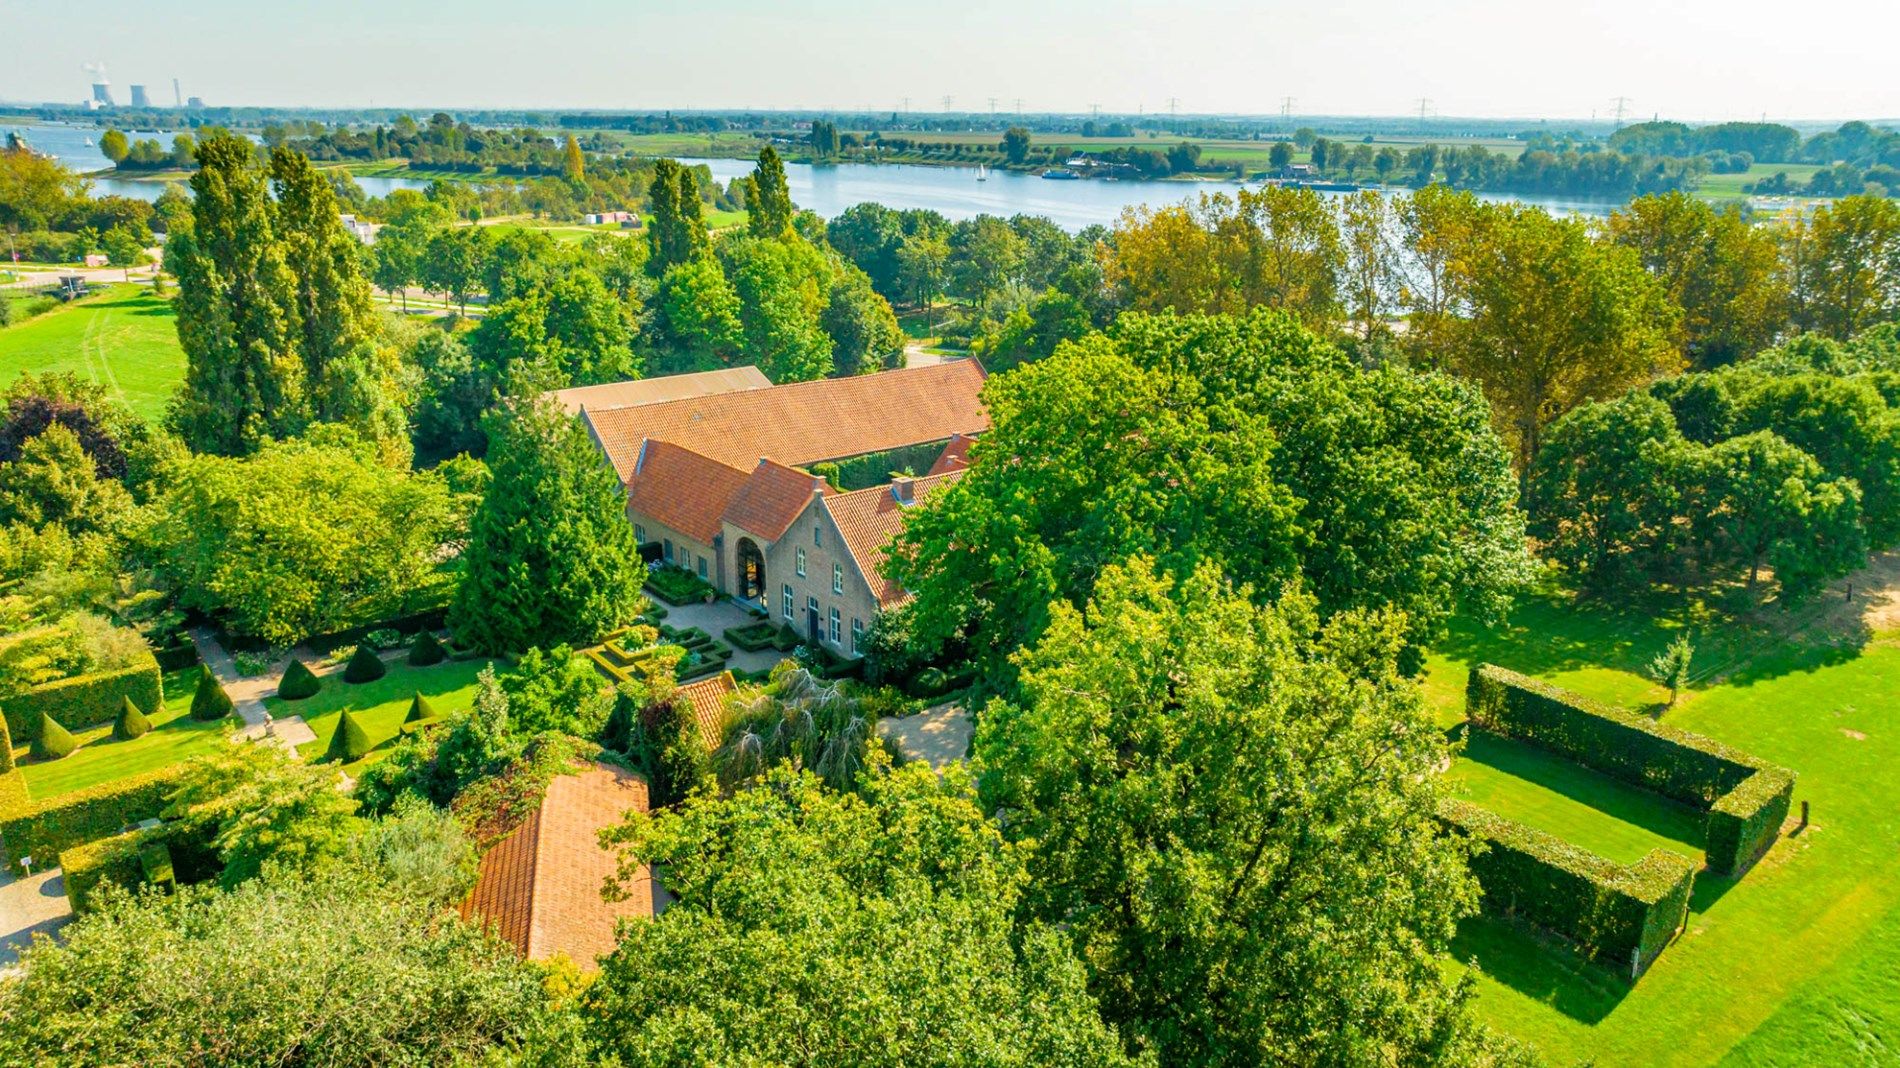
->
[579,361,989,658]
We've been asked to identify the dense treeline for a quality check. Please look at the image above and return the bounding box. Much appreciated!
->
[0,140,156,262]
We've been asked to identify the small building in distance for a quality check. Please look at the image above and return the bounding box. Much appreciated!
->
[584,210,640,227]
[338,213,377,245]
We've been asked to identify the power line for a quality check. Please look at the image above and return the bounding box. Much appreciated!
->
[1280,96,1295,121]
[1610,96,1632,126]
[1416,97,1432,122]
[941,94,954,113]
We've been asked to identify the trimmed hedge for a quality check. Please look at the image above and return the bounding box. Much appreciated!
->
[724,622,781,652]
[62,827,162,914]
[0,763,193,871]
[343,645,387,684]
[2,654,163,742]
[404,693,438,724]
[0,714,13,773]
[1467,664,1795,875]
[325,709,373,763]
[32,714,78,760]
[1443,798,1696,976]
[277,659,322,700]
[190,664,234,721]
[113,696,152,741]
[645,566,717,606]
[409,630,447,667]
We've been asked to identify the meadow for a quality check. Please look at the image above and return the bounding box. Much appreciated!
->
[1428,556,1900,1064]
[0,283,185,423]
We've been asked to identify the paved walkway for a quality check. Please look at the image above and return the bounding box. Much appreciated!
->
[0,867,71,971]
[190,628,424,756]
[663,600,788,675]
[878,701,973,770]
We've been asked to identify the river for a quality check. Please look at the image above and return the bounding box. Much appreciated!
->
[681,156,1629,231]
[1,123,431,202]
[6,121,1626,226]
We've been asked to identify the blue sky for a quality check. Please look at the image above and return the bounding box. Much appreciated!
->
[2,0,1895,121]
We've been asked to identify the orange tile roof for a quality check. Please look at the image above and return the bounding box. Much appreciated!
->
[551,366,772,415]
[585,361,990,478]
[927,433,976,476]
[461,762,653,965]
[675,671,738,749]
[623,439,751,543]
[823,471,964,607]
[723,458,828,541]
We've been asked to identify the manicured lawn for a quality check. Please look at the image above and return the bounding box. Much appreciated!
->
[1436,557,1900,1065]
[14,668,228,801]
[1446,730,1705,866]
[265,656,497,770]
[0,283,184,423]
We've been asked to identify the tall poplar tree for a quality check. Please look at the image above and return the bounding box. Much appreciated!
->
[562,135,585,183]
[748,146,794,237]
[268,147,384,426]
[449,396,645,653]
[645,158,707,276]
[169,134,306,456]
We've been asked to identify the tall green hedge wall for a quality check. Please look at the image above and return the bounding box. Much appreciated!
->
[0,655,164,743]
[1442,798,1696,976]
[1466,664,1795,874]
[0,763,192,871]
[61,819,218,913]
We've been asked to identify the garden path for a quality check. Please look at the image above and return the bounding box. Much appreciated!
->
[877,700,973,771]
[188,627,270,728]
[664,601,786,675]
[0,867,70,971]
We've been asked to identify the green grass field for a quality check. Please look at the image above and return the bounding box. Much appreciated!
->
[14,669,228,801]
[265,656,495,771]
[0,284,184,423]
[1433,556,1900,1064]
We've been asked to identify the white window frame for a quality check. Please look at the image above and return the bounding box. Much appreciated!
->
[782,584,794,618]
[851,617,864,655]
[828,606,842,643]
[795,546,806,577]
[634,523,645,543]
[832,562,844,595]
[696,554,708,579]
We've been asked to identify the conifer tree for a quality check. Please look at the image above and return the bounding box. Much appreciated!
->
[449,396,646,653]
[324,708,373,763]
[646,158,709,276]
[563,135,585,183]
[404,692,439,724]
[268,147,384,428]
[169,134,306,455]
[408,629,447,666]
[113,695,153,740]
[191,664,236,721]
[33,714,77,760]
[343,643,388,683]
[277,659,322,700]
[748,146,794,237]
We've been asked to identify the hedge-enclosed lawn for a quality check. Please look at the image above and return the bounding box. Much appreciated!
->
[14,669,227,803]
[264,657,493,771]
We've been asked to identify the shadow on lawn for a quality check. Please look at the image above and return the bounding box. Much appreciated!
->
[1453,914,1628,1024]
[1457,729,1707,855]
[1438,572,1873,692]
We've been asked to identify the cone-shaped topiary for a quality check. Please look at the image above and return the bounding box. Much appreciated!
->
[408,630,447,667]
[277,659,322,700]
[190,664,235,721]
[33,713,77,761]
[114,696,153,740]
[342,644,387,684]
[324,708,374,763]
[0,712,14,773]
[403,692,439,724]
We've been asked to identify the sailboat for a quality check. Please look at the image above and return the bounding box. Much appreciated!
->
[976,163,989,181]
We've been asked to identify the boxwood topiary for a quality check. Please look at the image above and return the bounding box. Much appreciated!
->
[324,709,373,763]
[32,714,78,761]
[277,660,322,701]
[190,665,234,721]
[113,696,152,741]
[342,644,387,684]
[408,630,446,667]
[404,692,439,724]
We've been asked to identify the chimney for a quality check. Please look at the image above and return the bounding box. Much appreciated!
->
[891,475,915,504]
